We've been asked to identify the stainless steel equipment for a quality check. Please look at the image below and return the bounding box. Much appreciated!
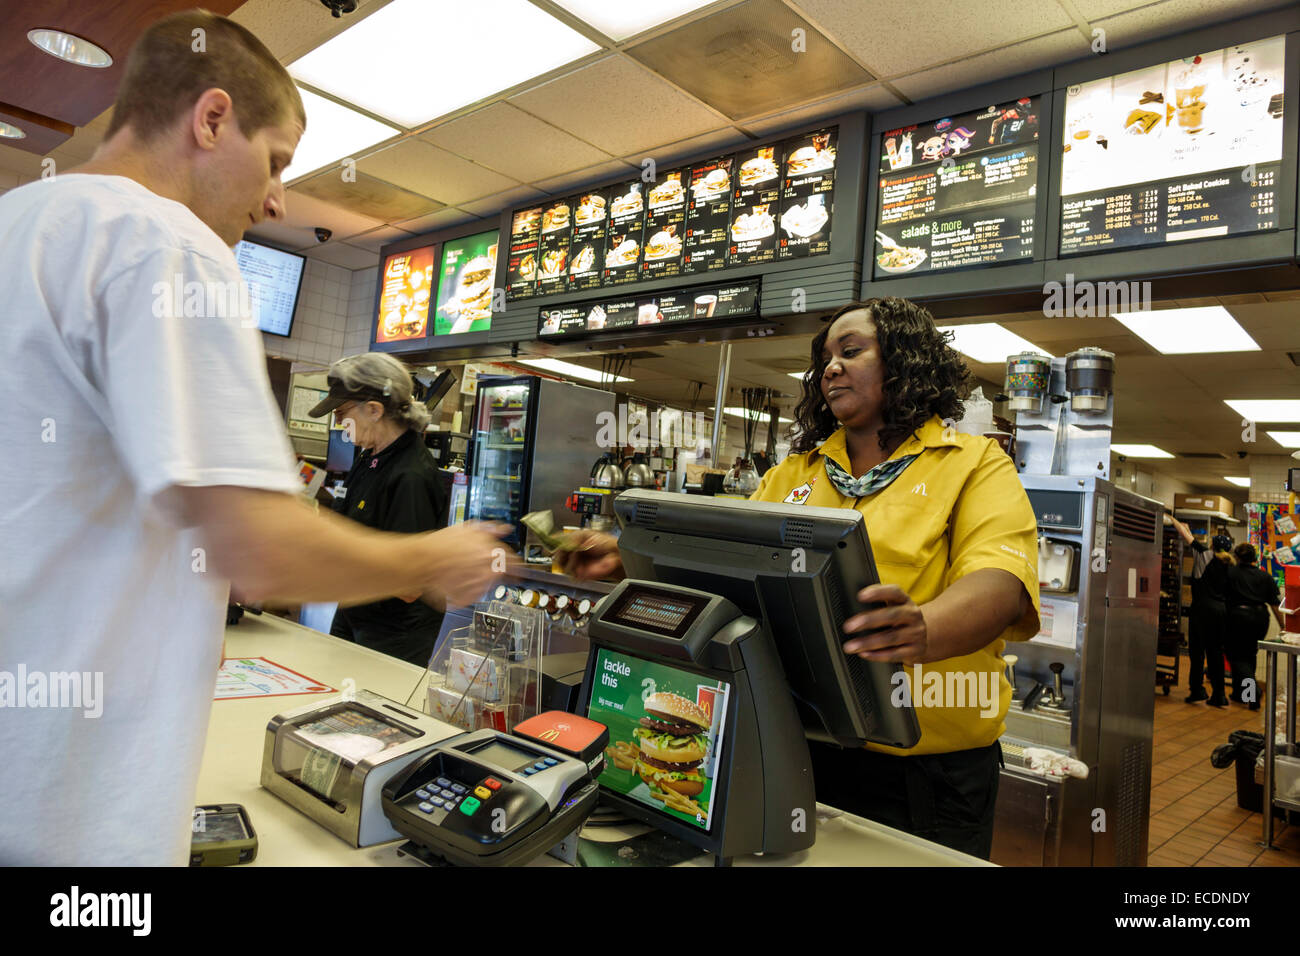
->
[590,453,625,490]
[1013,356,1114,479]
[992,475,1162,866]
[623,452,655,488]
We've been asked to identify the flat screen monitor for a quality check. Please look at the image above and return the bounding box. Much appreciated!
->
[325,426,355,473]
[434,230,499,336]
[872,96,1040,278]
[232,239,305,337]
[613,489,920,749]
[584,646,732,833]
[1058,34,1285,256]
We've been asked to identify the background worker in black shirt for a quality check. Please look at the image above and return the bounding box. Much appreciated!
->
[310,353,453,665]
[1225,543,1284,710]
[1171,518,1234,706]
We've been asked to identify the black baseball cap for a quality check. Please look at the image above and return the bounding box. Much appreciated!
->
[307,375,390,418]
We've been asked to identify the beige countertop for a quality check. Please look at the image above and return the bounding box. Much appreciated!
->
[199,612,988,867]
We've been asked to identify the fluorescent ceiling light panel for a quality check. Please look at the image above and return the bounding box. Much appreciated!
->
[516,358,630,383]
[551,0,716,41]
[724,407,792,424]
[1113,306,1259,354]
[1224,476,1251,487]
[281,87,399,183]
[1266,432,1300,448]
[936,324,1051,364]
[1224,400,1300,423]
[289,0,601,128]
[1111,444,1174,458]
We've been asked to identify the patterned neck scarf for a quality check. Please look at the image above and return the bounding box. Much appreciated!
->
[824,453,920,499]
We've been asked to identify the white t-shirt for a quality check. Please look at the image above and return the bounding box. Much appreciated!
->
[0,175,300,865]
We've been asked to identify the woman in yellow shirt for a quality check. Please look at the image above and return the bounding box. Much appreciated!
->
[558,297,1040,858]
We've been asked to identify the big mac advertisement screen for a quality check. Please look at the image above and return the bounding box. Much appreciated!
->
[587,648,730,831]
[434,229,499,335]
[376,245,436,343]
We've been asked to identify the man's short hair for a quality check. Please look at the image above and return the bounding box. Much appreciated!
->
[105,9,305,143]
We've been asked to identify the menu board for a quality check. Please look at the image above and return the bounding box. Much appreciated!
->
[375,245,436,343]
[874,97,1040,278]
[1059,36,1285,255]
[567,191,609,291]
[505,126,840,303]
[641,171,687,281]
[233,240,304,337]
[536,198,572,295]
[505,207,541,300]
[433,229,498,336]
[778,127,837,259]
[604,181,646,286]
[539,280,759,338]
[683,157,733,274]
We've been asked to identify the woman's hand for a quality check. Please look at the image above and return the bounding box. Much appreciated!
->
[841,584,931,664]
[550,530,624,582]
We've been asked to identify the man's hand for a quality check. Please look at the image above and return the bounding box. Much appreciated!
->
[411,522,515,607]
[841,584,930,664]
[550,529,624,582]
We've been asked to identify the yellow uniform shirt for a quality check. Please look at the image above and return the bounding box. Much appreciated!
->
[752,415,1040,755]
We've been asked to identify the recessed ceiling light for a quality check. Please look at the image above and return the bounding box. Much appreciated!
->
[28,29,112,68]
[724,407,792,424]
[1111,444,1174,458]
[0,122,25,140]
[1224,400,1300,423]
[289,0,600,128]
[550,0,716,41]
[936,324,1052,365]
[281,88,399,184]
[787,372,806,379]
[1113,306,1259,354]
[1224,476,1251,488]
[516,358,630,383]
[1265,431,1300,449]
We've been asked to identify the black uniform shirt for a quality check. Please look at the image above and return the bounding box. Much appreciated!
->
[333,429,448,631]
[1227,565,1281,608]
[1189,540,1230,605]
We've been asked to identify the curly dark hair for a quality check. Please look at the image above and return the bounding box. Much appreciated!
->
[790,297,973,454]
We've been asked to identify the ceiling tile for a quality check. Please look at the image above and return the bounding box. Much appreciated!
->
[305,241,381,271]
[460,184,549,218]
[627,0,873,119]
[294,169,445,222]
[529,158,639,196]
[632,128,752,168]
[255,188,385,248]
[0,147,47,181]
[893,30,1089,101]
[794,0,1075,80]
[739,83,905,135]
[231,0,391,65]
[392,208,483,235]
[344,225,416,253]
[357,139,521,205]
[1089,0,1293,51]
[509,56,723,156]
[421,103,613,183]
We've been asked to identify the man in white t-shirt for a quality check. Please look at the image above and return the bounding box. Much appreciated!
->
[0,11,506,865]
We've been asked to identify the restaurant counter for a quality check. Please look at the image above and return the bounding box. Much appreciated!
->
[199,612,990,867]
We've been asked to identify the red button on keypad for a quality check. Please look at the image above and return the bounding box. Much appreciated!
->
[484,777,503,791]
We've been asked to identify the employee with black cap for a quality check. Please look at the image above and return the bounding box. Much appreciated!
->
[310,352,449,665]
[1171,518,1234,706]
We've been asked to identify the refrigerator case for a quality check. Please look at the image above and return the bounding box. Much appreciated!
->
[465,376,616,547]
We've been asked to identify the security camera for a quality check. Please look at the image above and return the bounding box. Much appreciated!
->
[314,227,332,243]
[1237,450,1248,459]
[1118,454,1127,462]
[319,0,357,17]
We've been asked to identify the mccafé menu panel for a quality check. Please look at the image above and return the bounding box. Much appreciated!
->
[505,126,839,302]
[538,280,759,338]
[873,97,1040,278]
[1058,35,1285,255]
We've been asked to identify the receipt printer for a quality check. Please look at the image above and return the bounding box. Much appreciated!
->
[382,712,607,866]
[261,689,460,847]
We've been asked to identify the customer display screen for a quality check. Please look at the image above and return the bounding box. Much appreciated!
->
[586,648,731,832]
[1058,35,1285,255]
[538,280,758,337]
[506,126,837,301]
[873,96,1040,277]
[607,586,708,638]
[233,240,305,337]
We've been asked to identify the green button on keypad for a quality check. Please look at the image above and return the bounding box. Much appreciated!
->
[460,796,481,816]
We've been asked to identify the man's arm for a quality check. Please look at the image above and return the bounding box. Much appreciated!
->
[171,486,507,607]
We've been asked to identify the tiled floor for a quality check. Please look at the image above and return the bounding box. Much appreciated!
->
[1148,688,1300,867]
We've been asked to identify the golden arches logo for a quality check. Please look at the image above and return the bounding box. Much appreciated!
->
[537,728,561,742]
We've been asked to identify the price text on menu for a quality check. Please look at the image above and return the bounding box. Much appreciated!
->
[506,127,837,302]
[873,96,1040,278]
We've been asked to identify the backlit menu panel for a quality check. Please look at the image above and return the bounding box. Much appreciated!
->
[539,280,759,338]
[778,127,837,259]
[1058,36,1285,255]
[874,97,1039,277]
[683,157,733,274]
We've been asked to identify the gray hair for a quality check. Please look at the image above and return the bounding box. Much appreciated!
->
[328,352,431,433]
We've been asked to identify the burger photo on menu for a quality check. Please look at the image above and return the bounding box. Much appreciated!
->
[632,693,711,798]
[691,167,730,199]
[786,133,837,173]
[643,227,682,262]
[512,208,540,234]
[435,239,498,335]
[574,194,607,225]
[610,184,644,217]
[647,174,685,208]
[731,204,775,241]
[605,237,639,268]
[737,148,778,186]
[541,202,570,233]
[376,246,435,343]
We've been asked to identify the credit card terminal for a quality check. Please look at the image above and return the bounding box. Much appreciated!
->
[381,726,602,867]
